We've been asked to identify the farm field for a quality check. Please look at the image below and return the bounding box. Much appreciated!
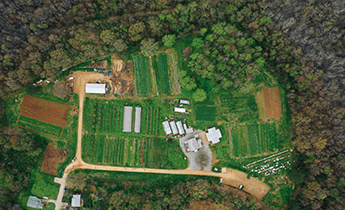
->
[231,122,278,158]
[263,87,283,119]
[19,94,70,127]
[218,92,258,124]
[153,53,171,95]
[17,115,64,137]
[133,55,153,97]
[195,106,216,121]
[82,134,187,169]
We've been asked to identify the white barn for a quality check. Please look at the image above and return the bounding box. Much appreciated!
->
[134,107,141,133]
[85,83,106,94]
[180,99,190,105]
[123,106,133,132]
[169,121,178,135]
[71,194,81,207]
[162,121,172,135]
[206,127,222,144]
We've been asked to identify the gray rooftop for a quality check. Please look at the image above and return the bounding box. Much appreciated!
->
[71,194,81,207]
[27,196,43,209]
[123,106,133,132]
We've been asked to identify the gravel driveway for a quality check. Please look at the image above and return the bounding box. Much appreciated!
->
[179,130,212,171]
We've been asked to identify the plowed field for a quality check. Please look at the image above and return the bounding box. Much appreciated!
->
[41,144,66,175]
[19,95,70,127]
[263,87,282,119]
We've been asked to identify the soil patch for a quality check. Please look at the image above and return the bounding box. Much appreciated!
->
[263,87,282,119]
[110,61,135,95]
[83,60,108,69]
[53,82,68,100]
[19,95,71,127]
[41,144,67,175]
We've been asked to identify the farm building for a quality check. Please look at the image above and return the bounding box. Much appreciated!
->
[169,121,178,135]
[27,196,43,209]
[85,83,106,94]
[183,123,194,134]
[162,121,172,135]
[174,107,186,113]
[123,106,133,132]
[185,137,203,152]
[176,121,185,135]
[180,99,190,105]
[134,107,141,133]
[206,127,222,144]
[72,194,81,207]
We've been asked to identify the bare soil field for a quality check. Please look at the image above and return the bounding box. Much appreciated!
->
[263,87,282,119]
[110,60,135,95]
[19,95,71,127]
[41,144,67,175]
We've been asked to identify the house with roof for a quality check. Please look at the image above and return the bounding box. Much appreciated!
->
[27,196,43,209]
[206,127,222,144]
[184,134,203,152]
[85,83,106,94]
[71,194,81,207]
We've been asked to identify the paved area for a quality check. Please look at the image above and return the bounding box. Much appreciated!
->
[180,130,212,171]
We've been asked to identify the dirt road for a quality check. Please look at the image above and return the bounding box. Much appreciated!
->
[54,71,270,210]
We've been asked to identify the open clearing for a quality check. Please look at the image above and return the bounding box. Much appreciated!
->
[133,55,153,97]
[153,53,171,95]
[19,95,70,127]
[263,87,282,119]
[41,144,67,175]
[196,106,216,121]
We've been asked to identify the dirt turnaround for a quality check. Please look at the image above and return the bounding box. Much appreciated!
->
[19,95,70,127]
[263,87,282,119]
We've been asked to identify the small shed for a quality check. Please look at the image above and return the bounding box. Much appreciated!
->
[71,194,81,207]
[169,121,178,135]
[174,107,186,113]
[27,196,43,209]
[123,106,133,132]
[162,121,172,135]
[134,107,141,133]
[176,121,184,135]
[180,99,190,105]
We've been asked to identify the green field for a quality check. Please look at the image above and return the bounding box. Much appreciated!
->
[82,134,187,169]
[219,92,258,124]
[133,55,153,97]
[153,53,171,95]
[195,106,216,121]
[231,122,278,157]
[17,115,63,137]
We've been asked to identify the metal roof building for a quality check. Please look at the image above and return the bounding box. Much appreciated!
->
[27,196,43,209]
[206,127,222,144]
[134,107,141,133]
[176,121,185,135]
[85,83,106,94]
[184,138,203,152]
[162,121,172,135]
[123,106,133,132]
[169,121,178,135]
[180,99,190,105]
[174,107,186,113]
[72,194,81,207]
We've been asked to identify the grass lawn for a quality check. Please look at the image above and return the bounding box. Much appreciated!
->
[133,55,153,97]
[195,105,216,121]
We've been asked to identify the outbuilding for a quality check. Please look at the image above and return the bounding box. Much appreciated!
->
[27,196,43,209]
[174,107,186,113]
[71,194,81,207]
[206,127,222,144]
[85,83,106,94]
[179,99,190,105]
[169,121,178,135]
[123,106,133,132]
[162,121,172,135]
[176,121,184,135]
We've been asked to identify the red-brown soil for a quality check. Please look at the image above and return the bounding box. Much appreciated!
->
[19,95,70,127]
[263,87,283,119]
[41,144,67,175]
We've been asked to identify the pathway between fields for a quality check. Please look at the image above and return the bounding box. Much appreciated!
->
[54,72,270,210]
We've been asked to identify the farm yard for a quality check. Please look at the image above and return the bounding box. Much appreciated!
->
[82,134,187,169]
[17,95,71,137]
[133,51,180,97]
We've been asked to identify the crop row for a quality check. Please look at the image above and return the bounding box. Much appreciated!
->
[17,115,63,137]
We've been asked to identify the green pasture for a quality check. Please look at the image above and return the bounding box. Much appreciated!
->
[133,55,153,97]
[82,134,187,169]
[231,122,278,158]
[153,53,171,95]
[195,106,216,121]
[17,115,63,137]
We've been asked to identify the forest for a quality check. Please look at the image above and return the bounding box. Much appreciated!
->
[0,0,345,209]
